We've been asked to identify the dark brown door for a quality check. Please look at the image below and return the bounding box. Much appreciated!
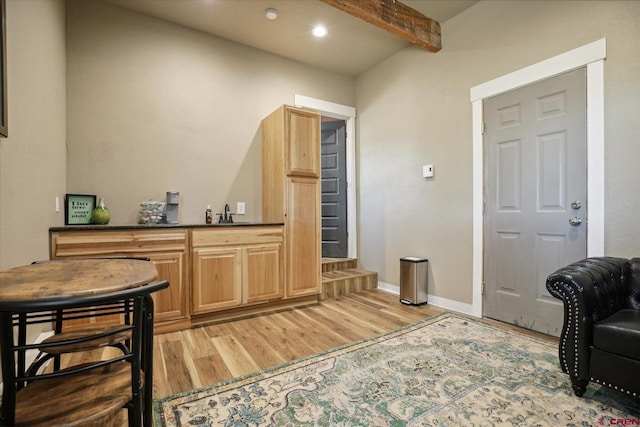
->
[321,119,347,258]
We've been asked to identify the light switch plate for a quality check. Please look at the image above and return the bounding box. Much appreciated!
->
[423,164,434,178]
[237,202,246,215]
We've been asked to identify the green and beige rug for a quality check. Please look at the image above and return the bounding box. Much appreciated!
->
[154,312,640,426]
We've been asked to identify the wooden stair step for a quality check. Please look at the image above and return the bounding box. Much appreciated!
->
[320,268,378,301]
[322,269,375,282]
[322,258,357,273]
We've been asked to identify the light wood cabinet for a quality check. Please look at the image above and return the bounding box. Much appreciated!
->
[287,108,321,177]
[146,251,188,323]
[49,229,190,331]
[285,176,321,297]
[49,225,290,331]
[192,246,242,313]
[191,227,283,315]
[243,244,284,303]
[262,105,321,298]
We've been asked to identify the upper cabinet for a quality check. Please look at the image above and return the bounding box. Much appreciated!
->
[262,105,321,221]
[262,106,320,180]
[286,108,320,177]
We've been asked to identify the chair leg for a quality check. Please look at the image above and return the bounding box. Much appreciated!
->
[127,404,142,427]
[570,376,589,397]
[142,295,155,427]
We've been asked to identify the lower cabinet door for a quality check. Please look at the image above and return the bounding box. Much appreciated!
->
[286,177,321,298]
[192,247,242,313]
[143,252,188,322]
[243,243,283,304]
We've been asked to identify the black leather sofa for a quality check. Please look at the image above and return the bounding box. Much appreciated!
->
[546,257,640,398]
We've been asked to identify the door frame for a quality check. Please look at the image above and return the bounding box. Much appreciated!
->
[469,39,606,317]
[294,94,357,259]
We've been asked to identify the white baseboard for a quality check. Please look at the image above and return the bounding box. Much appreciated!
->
[377,281,477,317]
[377,281,400,295]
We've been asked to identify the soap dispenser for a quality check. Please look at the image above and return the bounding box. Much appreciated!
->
[205,205,213,224]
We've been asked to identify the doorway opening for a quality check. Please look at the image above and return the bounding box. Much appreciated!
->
[294,95,357,260]
[321,118,348,258]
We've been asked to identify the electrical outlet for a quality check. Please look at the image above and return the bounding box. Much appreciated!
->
[422,164,434,178]
[237,202,246,215]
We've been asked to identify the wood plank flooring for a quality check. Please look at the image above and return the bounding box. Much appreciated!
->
[152,289,444,398]
[52,288,557,425]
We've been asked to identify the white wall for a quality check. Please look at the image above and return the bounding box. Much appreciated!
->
[355,0,640,305]
[0,0,66,270]
[66,0,355,225]
[0,0,66,386]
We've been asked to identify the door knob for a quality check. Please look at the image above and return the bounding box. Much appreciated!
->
[569,216,582,226]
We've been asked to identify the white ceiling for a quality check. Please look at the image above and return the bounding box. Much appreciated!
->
[105,0,479,77]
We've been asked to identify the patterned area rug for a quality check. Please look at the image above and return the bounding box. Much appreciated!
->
[154,312,640,426]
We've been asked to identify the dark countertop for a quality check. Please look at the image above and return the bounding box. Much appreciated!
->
[50,222,284,232]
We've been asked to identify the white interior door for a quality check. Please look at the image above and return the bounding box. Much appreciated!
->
[483,68,587,336]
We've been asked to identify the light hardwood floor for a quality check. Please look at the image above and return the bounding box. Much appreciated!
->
[152,289,445,398]
[151,288,558,399]
[56,288,557,425]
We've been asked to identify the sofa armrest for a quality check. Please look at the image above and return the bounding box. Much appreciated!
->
[545,257,630,380]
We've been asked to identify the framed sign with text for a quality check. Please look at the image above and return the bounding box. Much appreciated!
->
[65,194,96,225]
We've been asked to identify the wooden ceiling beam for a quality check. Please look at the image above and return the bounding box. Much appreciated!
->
[320,0,441,52]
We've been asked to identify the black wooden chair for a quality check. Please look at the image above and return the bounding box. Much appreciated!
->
[0,279,168,426]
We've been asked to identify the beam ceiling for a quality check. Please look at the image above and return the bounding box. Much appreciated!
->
[320,0,442,52]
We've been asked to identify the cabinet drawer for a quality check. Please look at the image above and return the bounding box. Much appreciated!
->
[50,230,188,258]
[191,226,283,248]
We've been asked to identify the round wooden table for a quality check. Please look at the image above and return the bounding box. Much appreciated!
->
[0,258,159,304]
[0,258,166,427]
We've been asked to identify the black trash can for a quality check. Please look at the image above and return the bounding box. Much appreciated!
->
[399,257,428,305]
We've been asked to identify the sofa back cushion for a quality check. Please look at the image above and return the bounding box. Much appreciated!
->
[581,258,630,321]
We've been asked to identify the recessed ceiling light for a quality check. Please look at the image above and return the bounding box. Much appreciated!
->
[312,25,328,38]
[265,8,278,21]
